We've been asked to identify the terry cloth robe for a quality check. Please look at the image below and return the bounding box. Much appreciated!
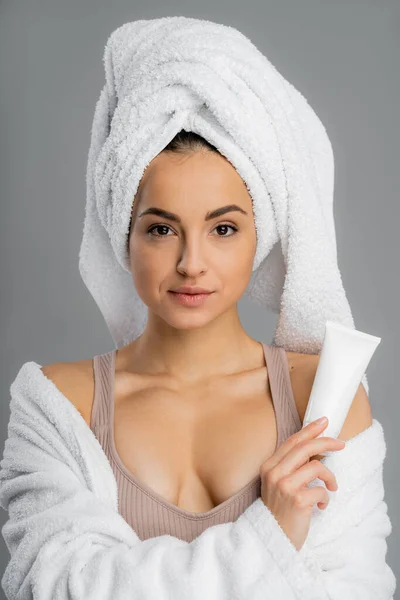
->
[0,360,396,600]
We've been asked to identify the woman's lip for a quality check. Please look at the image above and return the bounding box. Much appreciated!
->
[170,290,212,294]
[168,291,214,306]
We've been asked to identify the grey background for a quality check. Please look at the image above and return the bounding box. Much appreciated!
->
[0,0,399,596]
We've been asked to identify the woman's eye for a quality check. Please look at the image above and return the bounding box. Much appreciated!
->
[147,224,173,237]
[147,223,238,238]
[214,224,238,237]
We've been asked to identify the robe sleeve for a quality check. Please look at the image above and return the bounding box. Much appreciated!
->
[245,453,397,598]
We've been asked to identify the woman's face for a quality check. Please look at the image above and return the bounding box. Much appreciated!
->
[128,150,257,330]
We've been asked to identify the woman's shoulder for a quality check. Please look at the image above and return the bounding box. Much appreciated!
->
[283,351,320,421]
[40,358,94,426]
[283,350,373,445]
[282,349,320,387]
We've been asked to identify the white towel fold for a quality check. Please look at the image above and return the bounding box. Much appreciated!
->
[0,361,396,599]
[78,15,368,394]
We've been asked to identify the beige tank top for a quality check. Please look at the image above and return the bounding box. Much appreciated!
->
[90,342,302,542]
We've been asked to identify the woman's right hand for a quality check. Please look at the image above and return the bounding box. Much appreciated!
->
[260,417,346,551]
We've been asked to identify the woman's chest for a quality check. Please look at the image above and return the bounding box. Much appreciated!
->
[111,371,278,513]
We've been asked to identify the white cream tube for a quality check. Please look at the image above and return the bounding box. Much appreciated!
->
[302,320,381,445]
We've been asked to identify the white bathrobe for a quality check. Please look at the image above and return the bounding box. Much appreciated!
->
[0,360,396,599]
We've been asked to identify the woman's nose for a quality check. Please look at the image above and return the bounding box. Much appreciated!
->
[176,238,208,276]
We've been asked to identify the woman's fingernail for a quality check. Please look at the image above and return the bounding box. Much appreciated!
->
[316,416,328,425]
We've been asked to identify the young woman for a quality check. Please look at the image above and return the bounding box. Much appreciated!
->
[40,130,371,545]
[1,16,393,599]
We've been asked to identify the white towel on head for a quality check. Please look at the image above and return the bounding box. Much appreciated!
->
[79,15,368,393]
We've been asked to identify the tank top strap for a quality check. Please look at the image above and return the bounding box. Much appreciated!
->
[90,345,303,443]
[90,350,115,430]
[262,344,302,446]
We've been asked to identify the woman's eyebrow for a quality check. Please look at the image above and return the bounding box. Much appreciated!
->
[138,204,248,223]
